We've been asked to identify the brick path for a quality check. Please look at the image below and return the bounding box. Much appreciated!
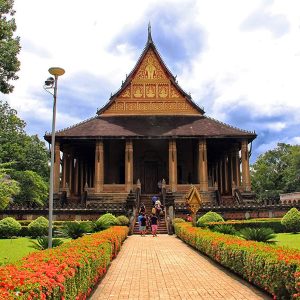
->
[90,235,271,300]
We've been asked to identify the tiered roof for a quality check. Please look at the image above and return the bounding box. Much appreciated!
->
[45,25,256,142]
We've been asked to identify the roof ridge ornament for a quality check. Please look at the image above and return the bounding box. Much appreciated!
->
[147,22,153,44]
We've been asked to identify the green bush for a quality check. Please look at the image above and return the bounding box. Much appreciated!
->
[95,213,119,231]
[281,208,300,233]
[116,215,129,226]
[28,216,49,238]
[206,218,285,233]
[60,221,92,239]
[30,236,64,250]
[172,218,185,224]
[0,217,22,238]
[212,224,236,235]
[239,227,276,242]
[196,211,224,227]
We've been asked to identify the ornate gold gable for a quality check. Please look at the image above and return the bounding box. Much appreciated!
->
[102,49,201,116]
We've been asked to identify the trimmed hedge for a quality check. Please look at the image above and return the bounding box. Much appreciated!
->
[0,226,128,299]
[0,217,22,238]
[175,222,300,299]
[206,218,285,233]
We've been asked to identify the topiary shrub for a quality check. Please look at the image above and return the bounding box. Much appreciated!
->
[116,215,129,226]
[172,218,185,224]
[28,216,49,238]
[211,224,236,235]
[94,213,119,231]
[0,217,22,238]
[281,207,300,233]
[196,211,224,227]
[239,227,276,242]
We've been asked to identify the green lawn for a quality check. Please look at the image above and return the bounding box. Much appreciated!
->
[0,238,71,266]
[274,233,300,250]
[0,238,39,265]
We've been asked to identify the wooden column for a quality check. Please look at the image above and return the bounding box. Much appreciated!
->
[232,144,240,187]
[68,152,73,193]
[125,140,133,192]
[80,161,84,193]
[74,159,79,195]
[230,151,234,189]
[224,155,229,193]
[198,139,208,192]
[219,159,223,194]
[168,139,177,192]
[241,140,251,191]
[53,142,60,193]
[94,140,104,193]
[62,152,67,188]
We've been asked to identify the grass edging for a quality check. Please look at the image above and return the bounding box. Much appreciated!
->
[0,226,128,299]
[175,222,300,299]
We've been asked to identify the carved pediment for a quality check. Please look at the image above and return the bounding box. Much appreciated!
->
[101,48,201,116]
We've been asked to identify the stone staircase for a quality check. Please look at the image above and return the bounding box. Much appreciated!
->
[133,194,168,235]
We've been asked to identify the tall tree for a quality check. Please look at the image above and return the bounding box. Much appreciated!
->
[0,100,49,180]
[0,162,19,209]
[251,143,300,202]
[0,0,21,94]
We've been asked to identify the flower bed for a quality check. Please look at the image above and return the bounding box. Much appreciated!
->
[0,226,128,299]
[175,222,300,299]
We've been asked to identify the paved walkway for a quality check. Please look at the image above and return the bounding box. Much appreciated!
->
[90,235,271,300]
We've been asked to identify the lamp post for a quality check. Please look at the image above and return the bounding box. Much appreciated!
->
[44,67,65,248]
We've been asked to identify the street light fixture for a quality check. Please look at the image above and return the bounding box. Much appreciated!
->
[44,67,65,248]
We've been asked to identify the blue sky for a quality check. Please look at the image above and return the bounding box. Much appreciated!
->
[2,0,300,164]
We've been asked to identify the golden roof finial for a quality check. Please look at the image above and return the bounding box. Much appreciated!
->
[147,22,153,44]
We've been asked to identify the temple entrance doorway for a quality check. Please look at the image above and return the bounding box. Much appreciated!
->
[143,161,158,193]
[133,139,168,194]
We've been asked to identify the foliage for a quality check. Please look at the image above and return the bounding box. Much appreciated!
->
[174,222,300,299]
[281,208,300,233]
[0,0,21,94]
[239,227,276,242]
[251,143,300,203]
[0,100,49,181]
[207,218,286,233]
[28,216,49,238]
[196,211,224,227]
[172,217,185,224]
[59,221,92,239]
[0,217,21,238]
[10,170,48,207]
[30,236,63,250]
[211,224,236,235]
[116,215,129,226]
[95,213,119,231]
[0,163,19,209]
[0,226,128,299]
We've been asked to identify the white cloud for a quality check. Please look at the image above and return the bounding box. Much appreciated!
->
[2,0,300,160]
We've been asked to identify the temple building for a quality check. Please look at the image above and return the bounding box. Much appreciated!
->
[45,26,256,209]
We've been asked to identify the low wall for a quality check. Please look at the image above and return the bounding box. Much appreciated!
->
[1,203,299,221]
[175,203,300,220]
[0,208,127,221]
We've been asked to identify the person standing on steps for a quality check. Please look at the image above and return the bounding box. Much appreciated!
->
[151,195,157,207]
[139,213,147,237]
[139,203,146,214]
[151,213,158,237]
